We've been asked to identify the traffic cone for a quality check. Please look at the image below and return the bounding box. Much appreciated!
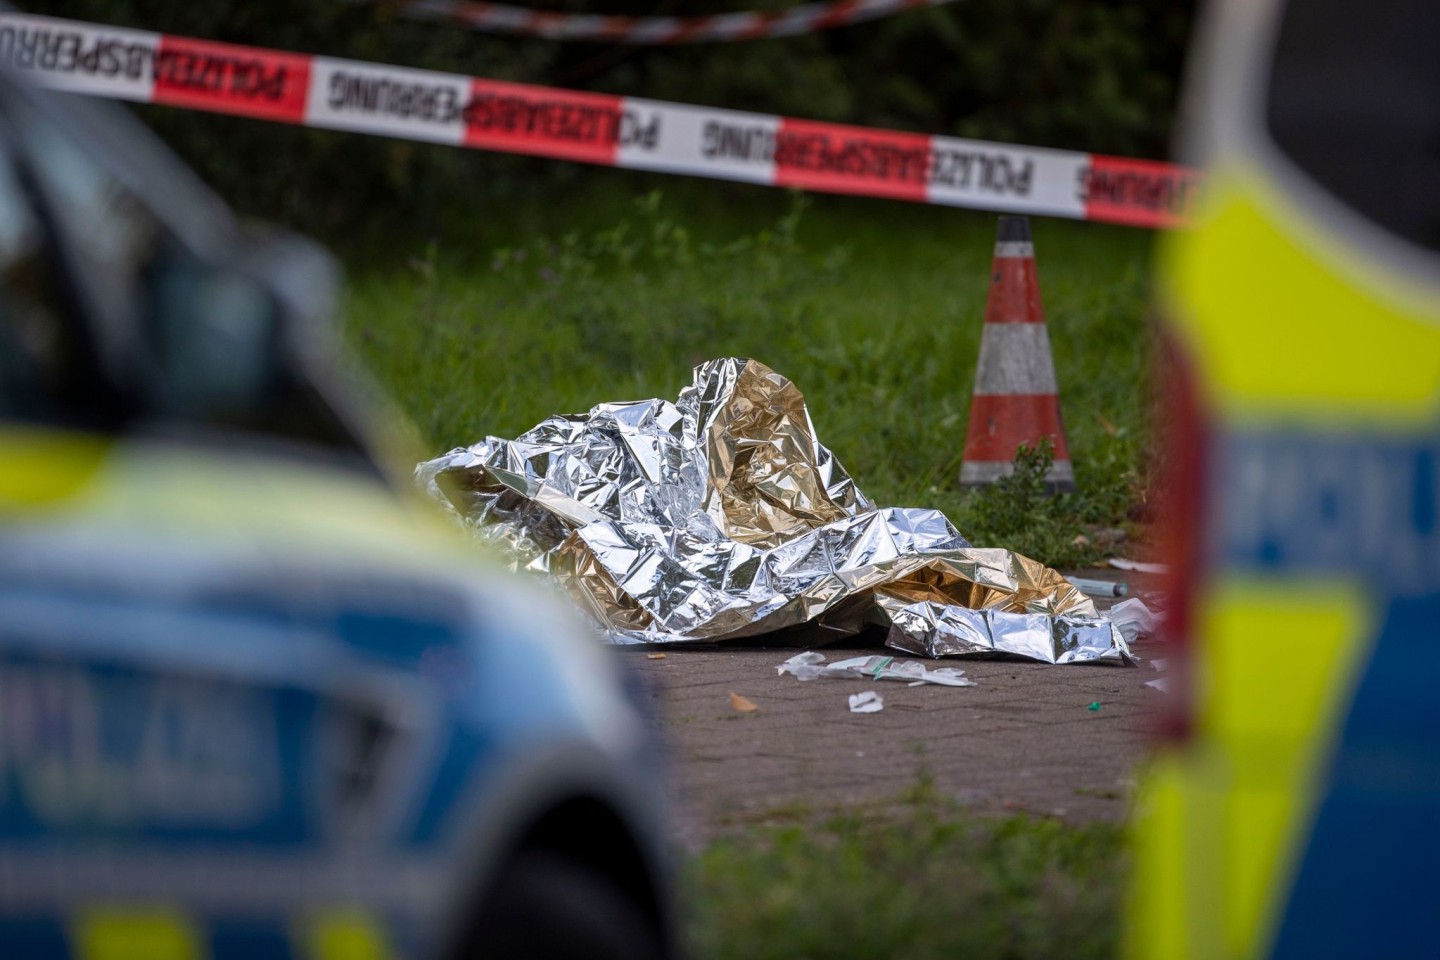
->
[959,216,1075,491]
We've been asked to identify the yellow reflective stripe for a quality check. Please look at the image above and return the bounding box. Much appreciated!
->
[1199,578,1370,747]
[60,440,483,569]
[1161,172,1440,425]
[1224,786,1291,959]
[1126,750,1227,960]
[299,909,391,960]
[72,909,202,960]
[1195,577,1374,957]
[0,425,109,510]
[1126,754,1194,960]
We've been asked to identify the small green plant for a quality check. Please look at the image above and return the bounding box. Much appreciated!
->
[958,439,1081,565]
[957,438,1142,569]
[967,438,1061,536]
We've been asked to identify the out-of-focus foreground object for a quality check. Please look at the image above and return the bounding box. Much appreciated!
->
[1130,0,1440,957]
[0,62,674,960]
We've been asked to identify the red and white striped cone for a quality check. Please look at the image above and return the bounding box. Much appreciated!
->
[959,216,1075,491]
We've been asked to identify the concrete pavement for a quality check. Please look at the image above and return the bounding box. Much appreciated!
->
[622,568,1165,844]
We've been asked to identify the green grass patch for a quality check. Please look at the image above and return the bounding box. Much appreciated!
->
[684,794,1126,960]
[343,183,1156,567]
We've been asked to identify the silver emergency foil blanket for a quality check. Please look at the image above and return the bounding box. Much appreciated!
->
[417,358,1129,663]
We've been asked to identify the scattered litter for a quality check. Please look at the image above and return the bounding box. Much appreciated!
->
[646,652,667,660]
[1109,558,1169,575]
[776,652,973,687]
[867,659,972,687]
[849,691,884,714]
[776,651,828,680]
[1070,576,1128,598]
[729,691,759,713]
[1145,677,1171,693]
[1150,658,1168,672]
[1109,598,1158,644]
[1087,701,1102,712]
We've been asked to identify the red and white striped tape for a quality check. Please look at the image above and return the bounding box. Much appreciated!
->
[0,14,1201,228]
[396,0,954,44]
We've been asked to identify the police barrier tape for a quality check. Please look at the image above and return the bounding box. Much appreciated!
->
[0,13,1201,228]
[397,0,957,45]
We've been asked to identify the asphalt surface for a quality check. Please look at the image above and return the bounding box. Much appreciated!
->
[622,568,1165,846]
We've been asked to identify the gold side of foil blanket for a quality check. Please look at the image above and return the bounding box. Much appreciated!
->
[417,358,1129,663]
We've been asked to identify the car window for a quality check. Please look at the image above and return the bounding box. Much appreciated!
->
[0,79,369,459]
[0,132,84,419]
[0,86,238,429]
[15,100,167,399]
[27,113,164,292]
[20,114,289,425]
[1265,0,1440,252]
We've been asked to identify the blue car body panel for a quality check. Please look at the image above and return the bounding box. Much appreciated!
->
[0,447,664,960]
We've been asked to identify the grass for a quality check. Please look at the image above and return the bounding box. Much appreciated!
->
[341,176,1158,567]
[683,780,1126,960]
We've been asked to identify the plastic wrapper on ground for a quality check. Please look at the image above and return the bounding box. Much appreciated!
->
[849,691,885,714]
[777,652,974,686]
[1108,598,1158,645]
[417,358,1130,664]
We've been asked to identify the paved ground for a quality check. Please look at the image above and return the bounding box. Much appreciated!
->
[621,568,1165,846]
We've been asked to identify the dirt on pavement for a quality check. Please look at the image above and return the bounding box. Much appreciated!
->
[623,568,1165,846]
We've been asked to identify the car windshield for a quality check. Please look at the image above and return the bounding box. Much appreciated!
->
[0,122,98,423]
[1265,0,1440,252]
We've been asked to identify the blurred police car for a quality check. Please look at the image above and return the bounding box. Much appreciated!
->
[0,62,675,960]
[1131,0,1440,956]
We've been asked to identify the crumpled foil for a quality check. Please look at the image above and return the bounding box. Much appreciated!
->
[417,358,1129,663]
